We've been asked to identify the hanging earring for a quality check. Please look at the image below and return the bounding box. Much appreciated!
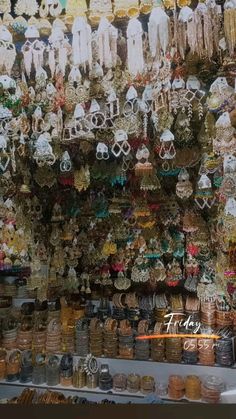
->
[159,129,176,166]
[105,90,120,120]
[85,277,91,294]
[127,18,144,77]
[96,142,109,160]
[195,174,215,209]
[80,278,85,293]
[135,144,153,176]
[60,151,72,172]
[176,168,193,199]
[111,130,131,157]
[72,17,92,69]
[96,17,118,68]
[148,6,170,62]
[21,40,33,77]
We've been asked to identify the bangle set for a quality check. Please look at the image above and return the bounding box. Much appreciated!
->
[1,297,236,368]
[0,349,227,404]
[168,375,185,400]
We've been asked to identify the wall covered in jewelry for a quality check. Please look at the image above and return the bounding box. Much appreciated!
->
[1,0,236,405]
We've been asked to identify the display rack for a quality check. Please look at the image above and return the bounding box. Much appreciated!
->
[1,358,236,403]
[1,299,234,403]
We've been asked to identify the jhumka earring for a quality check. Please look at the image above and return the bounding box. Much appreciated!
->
[74,166,90,192]
[33,133,56,167]
[135,145,153,176]
[140,172,160,191]
[159,129,176,168]
[176,168,193,199]
[165,259,182,287]
[213,112,236,155]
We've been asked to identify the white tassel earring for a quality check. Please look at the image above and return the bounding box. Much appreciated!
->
[127,18,144,76]
[48,46,56,77]
[22,41,33,77]
[97,17,118,68]
[5,44,16,75]
[148,6,170,63]
[72,17,92,70]
[32,41,45,74]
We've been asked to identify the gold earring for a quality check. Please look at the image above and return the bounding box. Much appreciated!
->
[89,0,114,25]
[113,0,140,18]
[140,0,152,14]
[64,0,88,27]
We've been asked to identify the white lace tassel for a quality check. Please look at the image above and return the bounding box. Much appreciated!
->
[80,25,89,68]
[72,17,92,70]
[148,18,158,58]
[86,23,92,69]
[0,45,4,72]
[148,7,170,61]
[98,25,105,67]
[48,47,56,77]
[98,17,117,68]
[4,46,16,75]
[103,28,111,68]
[127,18,144,76]
[58,45,67,76]
[72,31,80,66]
[32,48,44,73]
[203,9,213,59]
[158,11,170,54]
[22,47,32,77]
[187,15,197,54]
[110,26,118,67]
[195,10,204,56]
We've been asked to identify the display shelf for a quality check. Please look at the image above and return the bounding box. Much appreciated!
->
[0,380,205,404]
[0,380,144,404]
[0,379,144,398]
[88,356,236,370]
[0,359,235,403]
[38,352,236,370]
